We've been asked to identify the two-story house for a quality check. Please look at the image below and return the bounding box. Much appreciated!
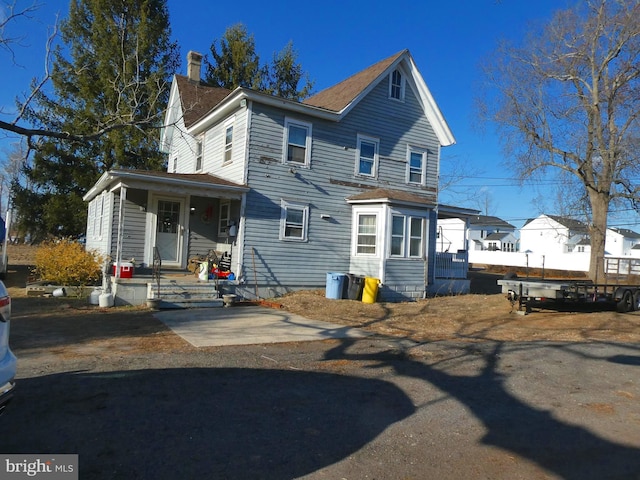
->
[438,214,517,253]
[519,214,589,255]
[83,49,456,302]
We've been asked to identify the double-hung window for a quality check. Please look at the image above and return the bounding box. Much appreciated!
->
[407,146,427,185]
[389,69,405,101]
[280,200,309,241]
[218,201,230,236]
[356,135,379,177]
[390,214,424,258]
[195,137,203,171]
[284,118,312,166]
[356,214,377,255]
[223,123,233,164]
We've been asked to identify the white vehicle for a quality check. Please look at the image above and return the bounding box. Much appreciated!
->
[0,280,15,414]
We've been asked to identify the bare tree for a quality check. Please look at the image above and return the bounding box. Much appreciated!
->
[480,0,640,281]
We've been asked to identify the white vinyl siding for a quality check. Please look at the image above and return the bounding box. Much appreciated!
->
[283,118,312,166]
[356,134,379,177]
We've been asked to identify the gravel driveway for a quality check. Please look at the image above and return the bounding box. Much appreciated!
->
[3,309,640,480]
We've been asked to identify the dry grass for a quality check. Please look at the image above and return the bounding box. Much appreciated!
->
[6,244,640,346]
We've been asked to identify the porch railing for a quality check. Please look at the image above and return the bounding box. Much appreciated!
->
[434,251,469,279]
[152,246,161,298]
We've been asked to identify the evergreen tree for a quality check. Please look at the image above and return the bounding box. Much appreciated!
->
[204,24,313,100]
[13,0,180,239]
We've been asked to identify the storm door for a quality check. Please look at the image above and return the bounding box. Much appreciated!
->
[155,199,183,264]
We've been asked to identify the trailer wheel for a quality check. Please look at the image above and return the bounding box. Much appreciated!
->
[633,290,640,312]
[616,290,633,313]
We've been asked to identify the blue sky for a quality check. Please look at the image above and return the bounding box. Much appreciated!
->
[4,0,635,230]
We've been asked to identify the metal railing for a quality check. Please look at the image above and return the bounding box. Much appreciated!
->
[152,246,161,298]
[434,251,469,279]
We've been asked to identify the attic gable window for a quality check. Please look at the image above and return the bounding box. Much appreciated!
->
[389,69,405,101]
[284,118,312,166]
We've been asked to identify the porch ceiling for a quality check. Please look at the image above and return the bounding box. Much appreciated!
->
[84,169,249,201]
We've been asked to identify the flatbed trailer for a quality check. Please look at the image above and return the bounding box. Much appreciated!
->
[498,277,640,313]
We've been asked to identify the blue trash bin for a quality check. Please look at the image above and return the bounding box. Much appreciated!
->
[326,272,347,299]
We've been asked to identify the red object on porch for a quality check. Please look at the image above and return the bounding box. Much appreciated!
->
[112,262,134,278]
[211,268,231,279]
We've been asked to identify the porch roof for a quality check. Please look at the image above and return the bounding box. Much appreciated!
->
[346,188,436,208]
[83,169,249,202]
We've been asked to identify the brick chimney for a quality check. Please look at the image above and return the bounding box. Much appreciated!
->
[187,51,203,83]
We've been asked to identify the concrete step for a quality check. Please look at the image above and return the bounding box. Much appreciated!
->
[147,282,226,309]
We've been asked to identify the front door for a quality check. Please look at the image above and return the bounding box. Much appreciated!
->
[155,199,183,265]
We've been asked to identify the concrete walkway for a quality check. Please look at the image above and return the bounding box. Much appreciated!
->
[153,305,368,347]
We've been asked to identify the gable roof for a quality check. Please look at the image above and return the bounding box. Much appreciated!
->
[608,227,640,239]
[171,50,454,147]
[485,232,512,241]
[523,214,589,233]
[303,51,405,112]
[175,76,232,128]
[468,214,516,230]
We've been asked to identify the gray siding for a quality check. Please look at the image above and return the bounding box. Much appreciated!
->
[241,77,441,297]
[109,191,147,267]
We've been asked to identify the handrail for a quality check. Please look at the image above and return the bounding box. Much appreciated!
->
[152,246,161,298]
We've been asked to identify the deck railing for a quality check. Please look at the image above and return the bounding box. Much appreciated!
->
[434,251,469,279]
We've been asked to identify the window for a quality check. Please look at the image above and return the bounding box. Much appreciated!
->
[218,201,230,236]
[280,200,309,241]
[391,215,405,256]
[356,135,379,177]
[356,214,377,255]
[409,217,424,257]
[223,124,233,164]
[172,157,177,172]
[407,146,427,185]
[390,214,424,258]
[389,69,404,100]
[284,118,312,166]
[195,137,203,171]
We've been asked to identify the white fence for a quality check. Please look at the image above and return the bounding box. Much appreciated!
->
[469,250,591,272]
[435,251,469,279]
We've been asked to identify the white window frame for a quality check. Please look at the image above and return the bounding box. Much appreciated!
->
[218,201,230,237]
[406,146,427,185]
[283,118,312,167]
[280,200,309,241]
[389,212,425,259]
[91,192,106,239]
[355,213,378,256]
[223,120,234,164]
[355,134,379,178]
[389,69,405,101]
[195,136,203,171]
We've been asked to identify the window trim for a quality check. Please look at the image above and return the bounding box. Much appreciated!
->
[389,68,405,101]
[283,118,312,167]
[355,134,379,178]
[355,212,378,256]
[223,120,234,165]
[389,212,425,259]
[406,145,428,186]
[279,200,309,242]
[195,136,204,172]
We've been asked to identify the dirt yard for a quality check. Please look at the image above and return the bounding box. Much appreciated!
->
[6,244,640,346]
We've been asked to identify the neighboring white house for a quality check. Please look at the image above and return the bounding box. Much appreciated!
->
[467,215,517,251]
[605,227,640,257]
[519,215,589,255]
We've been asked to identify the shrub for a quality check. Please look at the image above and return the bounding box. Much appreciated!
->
[34,238,104,287]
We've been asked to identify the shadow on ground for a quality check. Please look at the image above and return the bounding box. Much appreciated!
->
[0,368,414,479]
